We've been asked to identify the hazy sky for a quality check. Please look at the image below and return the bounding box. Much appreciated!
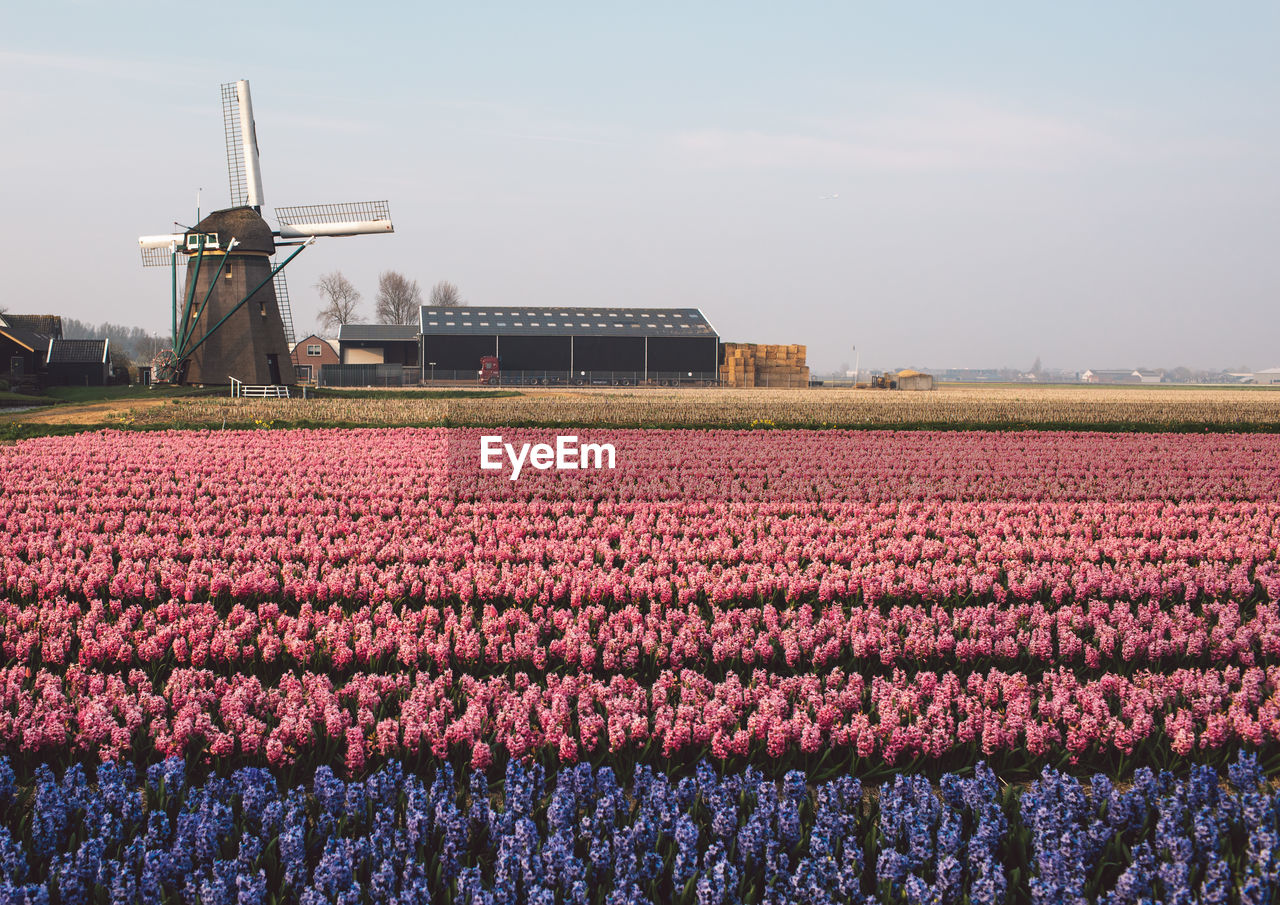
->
[3,3,1278,373]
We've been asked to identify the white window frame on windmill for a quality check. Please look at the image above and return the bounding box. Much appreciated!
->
[185,233,220,252]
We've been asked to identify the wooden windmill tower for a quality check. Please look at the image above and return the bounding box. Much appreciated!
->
[139,80,393,385]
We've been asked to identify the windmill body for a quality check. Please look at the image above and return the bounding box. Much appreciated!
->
[177,207,293,385]
[139,80,393,385]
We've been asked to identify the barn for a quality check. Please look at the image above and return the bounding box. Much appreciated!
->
[418,306,720,384]
[46,338,110,387]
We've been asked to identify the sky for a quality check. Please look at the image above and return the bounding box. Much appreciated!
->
[2,2,1278,374]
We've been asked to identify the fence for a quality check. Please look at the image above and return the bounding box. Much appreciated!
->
[319,364,420,388]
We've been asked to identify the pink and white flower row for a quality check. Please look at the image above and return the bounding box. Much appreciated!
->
[4,430,1280,610]
[0,663,1274,770]
[4,597,1276,673]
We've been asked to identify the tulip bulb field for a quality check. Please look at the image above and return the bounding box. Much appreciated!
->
[3,425,1280,903]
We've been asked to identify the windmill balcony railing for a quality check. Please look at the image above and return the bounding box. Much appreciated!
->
[229,377,290,398]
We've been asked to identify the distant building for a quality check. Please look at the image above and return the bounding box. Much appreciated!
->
[1250,368,1280,386]
[935,368,1005,383]
[1081,369,1164,384]
[289,335,340,384]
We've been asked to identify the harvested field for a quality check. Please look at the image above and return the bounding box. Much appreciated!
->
[31,383,1280,431]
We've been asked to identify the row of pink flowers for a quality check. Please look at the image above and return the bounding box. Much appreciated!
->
[11,428,1280,502]
[4,431,1280,610]
[3,597,1276,672]
[0,663,1274,771]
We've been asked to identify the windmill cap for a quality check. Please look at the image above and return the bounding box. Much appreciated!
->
[187,206,275,255]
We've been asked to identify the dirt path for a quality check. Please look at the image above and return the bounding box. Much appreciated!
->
[0,398,171,426]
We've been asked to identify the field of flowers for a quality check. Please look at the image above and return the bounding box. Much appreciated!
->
[2,426,1279,902]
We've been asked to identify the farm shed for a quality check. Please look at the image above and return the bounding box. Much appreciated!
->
[338,324,420,366]
[45,338,110,386]
[895,369,934,391]
[417,306,719,383]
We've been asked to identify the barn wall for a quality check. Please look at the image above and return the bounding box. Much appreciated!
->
[423,334,498,370]
[570,336,645,371]
[646,337,718,373]
[495,335,571,371]
[46,362,109,387]
[421,330,720,375]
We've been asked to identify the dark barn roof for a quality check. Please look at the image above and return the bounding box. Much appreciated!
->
[47,338,108,364]
[419,306,718,337]
[0,314,62,338]
[0,325,47,352]
[338,324,420,342]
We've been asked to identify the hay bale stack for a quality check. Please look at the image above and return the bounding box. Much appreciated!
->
[720,343,809,387]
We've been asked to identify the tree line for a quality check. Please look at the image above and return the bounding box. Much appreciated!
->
[315,272,464,332]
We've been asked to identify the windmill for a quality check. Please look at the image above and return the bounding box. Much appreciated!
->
[138,80,393,385]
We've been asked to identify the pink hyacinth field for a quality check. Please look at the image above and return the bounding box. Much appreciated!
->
[3,427,1279,782]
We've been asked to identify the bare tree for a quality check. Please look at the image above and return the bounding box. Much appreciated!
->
[429,280,466,307]
[376,271,423,325]
[315,271,361,331]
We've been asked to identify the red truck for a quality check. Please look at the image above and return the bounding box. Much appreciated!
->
[478,356,501,385]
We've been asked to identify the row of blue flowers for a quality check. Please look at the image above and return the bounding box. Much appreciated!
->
[0,753,1277,905]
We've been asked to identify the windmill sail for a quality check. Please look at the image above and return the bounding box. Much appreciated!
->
[276,201,393,238]
[221,80,264,209]
[140,245,180,267]
[221,82,250,208]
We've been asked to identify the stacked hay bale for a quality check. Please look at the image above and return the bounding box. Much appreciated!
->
[720,343,809,387]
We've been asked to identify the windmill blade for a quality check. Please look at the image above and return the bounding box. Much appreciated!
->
[221,80,264,209]
[221,83,249,208]
[139,233,186,267]
[271,261,297,346]
[275,201,393,238]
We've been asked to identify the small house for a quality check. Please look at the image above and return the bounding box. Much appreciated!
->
[290,334,340,384]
